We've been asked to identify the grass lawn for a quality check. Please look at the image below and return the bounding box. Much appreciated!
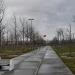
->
[52,44,75,75]
[0,45,38,59]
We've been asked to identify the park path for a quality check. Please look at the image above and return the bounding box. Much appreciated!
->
[2,46,73,75]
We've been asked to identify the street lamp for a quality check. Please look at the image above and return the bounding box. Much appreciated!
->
[28,18,35,27]
[28,18,35,49]
[28,18,35,41]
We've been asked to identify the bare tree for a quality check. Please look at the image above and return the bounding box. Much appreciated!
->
[6,29,9,45]
[20,18,25,44]
[13,15,19,46]
[56,29,62,42]
[0,0,5,47]
[57,28,65,41]
[69,25,72,41]
[66,25,72,41]
[9,32,14,45]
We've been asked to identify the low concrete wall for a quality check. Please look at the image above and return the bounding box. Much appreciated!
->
[9,55,27,71]
[0,48,40,71]
[0,53,32,71]
[9,49,38,71]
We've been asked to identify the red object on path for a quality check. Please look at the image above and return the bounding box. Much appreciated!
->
[43,35,46,37]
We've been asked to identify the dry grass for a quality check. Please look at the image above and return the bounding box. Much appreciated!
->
[52,44,75,75]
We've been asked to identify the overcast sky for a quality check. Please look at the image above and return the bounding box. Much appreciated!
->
[5,0,75,40]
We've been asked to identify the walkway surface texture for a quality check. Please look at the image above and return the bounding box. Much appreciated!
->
[0,46,74,75]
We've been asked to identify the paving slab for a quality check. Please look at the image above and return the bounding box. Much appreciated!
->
[0,71,6,75]
[24,57,42,62]
[2,69,36,75]
[16,61,39,69]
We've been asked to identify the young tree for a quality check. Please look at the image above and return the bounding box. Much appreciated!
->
[20,18,25,44]
[13,15,19,46]
[56,28,65,42]
[0,0,5,47]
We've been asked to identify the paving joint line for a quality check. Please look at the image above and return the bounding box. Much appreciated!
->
[34,50,47,75]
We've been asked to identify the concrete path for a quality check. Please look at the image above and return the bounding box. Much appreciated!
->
[1,46,73,75]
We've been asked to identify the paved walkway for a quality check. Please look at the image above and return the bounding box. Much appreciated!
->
[1,46,73,75]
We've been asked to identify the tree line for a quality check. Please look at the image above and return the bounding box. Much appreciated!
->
[51,25,75,45]
[0,0,45,48]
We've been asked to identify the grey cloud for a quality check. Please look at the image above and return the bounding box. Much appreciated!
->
[5,0,75,40]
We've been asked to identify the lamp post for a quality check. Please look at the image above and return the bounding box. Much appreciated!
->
[28,18,35,49]
[28,19,34,27]
[28,18,35,42]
